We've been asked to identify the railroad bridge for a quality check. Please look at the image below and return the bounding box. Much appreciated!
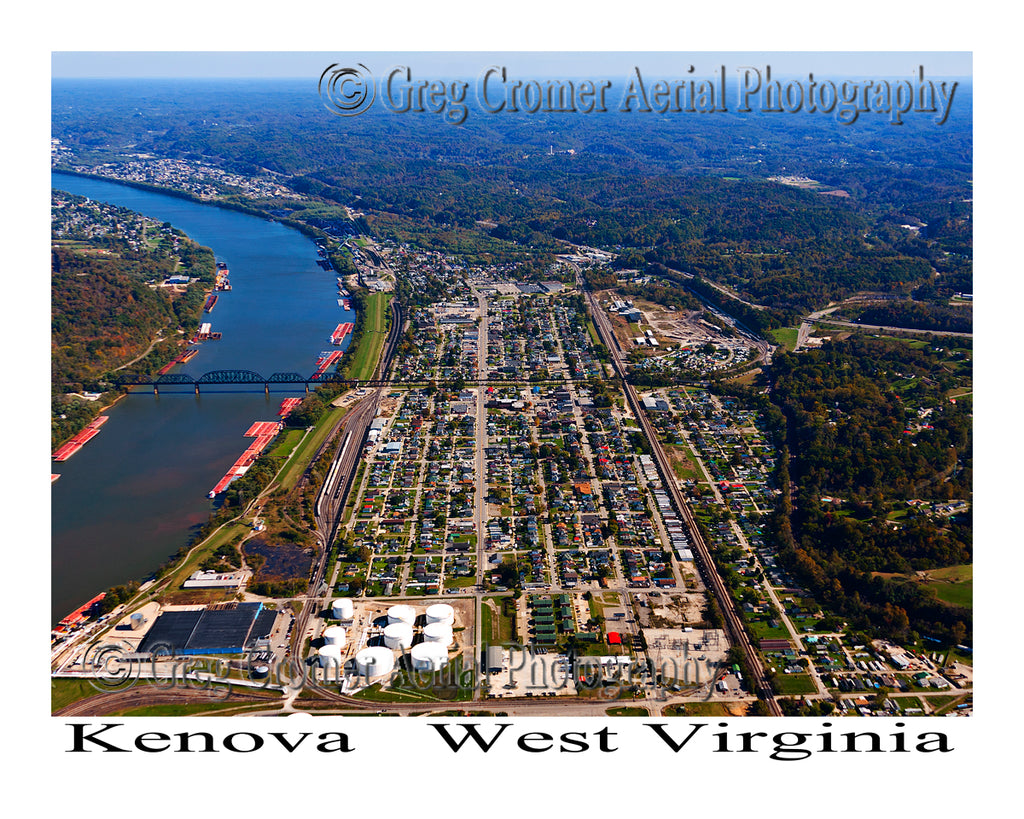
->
[113,369,396,395]
[112,370,593,394]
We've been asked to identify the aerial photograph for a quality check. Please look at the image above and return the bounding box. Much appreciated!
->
[47,49,977,730]
[48,49,974,728]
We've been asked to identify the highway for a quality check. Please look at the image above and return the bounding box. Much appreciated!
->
[581,275,783,716]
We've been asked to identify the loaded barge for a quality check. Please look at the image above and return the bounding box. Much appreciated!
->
[208,420,284,498]
[330,322,354,345]
[157,347,199,375]
[53,416,109,462]
[215,262,231,291]
[52,592,106,637]
[314,349,344,376]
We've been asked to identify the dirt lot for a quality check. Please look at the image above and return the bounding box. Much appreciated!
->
[636,592,705,627]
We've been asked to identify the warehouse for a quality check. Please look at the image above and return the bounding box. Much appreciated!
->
[137,602,276,656]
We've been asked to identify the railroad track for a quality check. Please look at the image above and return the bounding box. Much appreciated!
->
[53,684,282,717]
[582,279,782,716]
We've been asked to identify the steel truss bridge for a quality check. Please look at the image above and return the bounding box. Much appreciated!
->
[111,370,598,394]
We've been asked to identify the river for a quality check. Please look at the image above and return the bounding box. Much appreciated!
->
[51,172,353,624]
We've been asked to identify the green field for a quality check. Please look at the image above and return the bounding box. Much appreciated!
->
[606,706,649,716]
[773,673,818,695]
[345,292,391,381]
[51,678,102,712]
[267,427,304,459]
[276,405,348,491]
[919,564,973,608]
[482,596,515,644]
[768,326,800,352]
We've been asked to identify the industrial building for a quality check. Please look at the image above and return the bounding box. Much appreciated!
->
[136,602,276,656]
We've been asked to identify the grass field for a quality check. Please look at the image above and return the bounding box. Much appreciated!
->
[482,596,515,644]
[768,326,800,352]
[606,706,649,716]
[276,405,347,492]
[345,292,391,381]
[918,564,973,608]
[772,673,818,695]
[160,522,251,596]
[266,427,304,459]
[664,443,703,483]
[51,678,102,712]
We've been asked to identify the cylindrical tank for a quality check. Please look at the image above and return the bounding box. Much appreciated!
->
[251,664,270,680]
[410,642,449,672]
[323,625,347,647]
[383,621,414,650]
[129,613,146,630]
[425,603,455,626]
[332,598,355,620]
[355,646,395,678]
[317,643,344,669]
[387,604,416,626]
[422,622,454,646]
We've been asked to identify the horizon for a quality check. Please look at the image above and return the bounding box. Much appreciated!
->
[51,51,973,80]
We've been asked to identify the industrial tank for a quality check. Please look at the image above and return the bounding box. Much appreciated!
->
[410,642,449,671]
[332,598,355,620]
[425,603,455,626]
[354,646,395,677]
[383,621,414,650]
[317,643,344,669]
[387,604,416,626]
[422,622,454,647]
[322,625,347,647]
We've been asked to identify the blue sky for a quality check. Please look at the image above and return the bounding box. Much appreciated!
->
[52,51,972,80]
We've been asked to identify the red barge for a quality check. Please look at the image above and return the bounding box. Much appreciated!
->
[53,416,109,461]
[329,322,354,345]
[208,420,284,498]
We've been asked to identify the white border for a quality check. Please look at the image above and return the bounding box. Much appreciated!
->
[15,1,1015,813]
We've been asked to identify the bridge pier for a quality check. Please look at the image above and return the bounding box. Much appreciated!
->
[153,384,158,395]
[195,384,200,396]
[265,383,270,396]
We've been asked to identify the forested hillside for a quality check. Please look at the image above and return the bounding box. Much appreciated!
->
[768,336,972,643]
[51,193,214,446]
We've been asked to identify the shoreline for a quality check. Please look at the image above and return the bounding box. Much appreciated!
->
[51,173,363,628]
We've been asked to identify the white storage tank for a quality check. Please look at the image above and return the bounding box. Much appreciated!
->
[354,646,395,678]
[383,621,414,650]
[387,604,416,626]
[422,622,454,646]
[332,598,355,620]
[425,603,455,626]
[323,625,347,647]
[317,643,344,669]
[410,642,449,672]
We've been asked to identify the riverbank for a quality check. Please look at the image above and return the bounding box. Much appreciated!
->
[51,171,352,624]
